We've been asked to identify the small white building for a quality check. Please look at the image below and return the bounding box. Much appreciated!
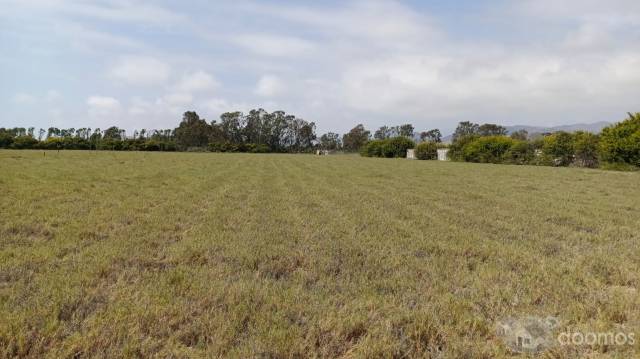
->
[406,149,416,159]
[437,148,449,161]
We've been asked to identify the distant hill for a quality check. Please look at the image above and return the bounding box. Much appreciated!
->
[440,121,611,143]
[504,121,612,135]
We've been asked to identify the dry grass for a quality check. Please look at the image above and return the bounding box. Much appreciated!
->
[0,150,639,358]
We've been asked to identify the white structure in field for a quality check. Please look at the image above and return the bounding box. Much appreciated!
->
[406,149,416,159]
[437,149,449,161]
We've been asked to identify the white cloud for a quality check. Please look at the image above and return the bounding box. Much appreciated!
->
[153,93,194,116]
[128,97,153,116]
[240,1,440,48]
[87,95,121,117]
[11,93,37,104]
[109,56,171,86]
[518,0,640,22]
[200,98,251,120]
[4,0,640,134]
[3,0,186,25]
[44,90,62,103]
[176,71,219,93]
[233,34,315,57]
[158,93,193,107]
[255,75,286,97]
[202,98,234,116]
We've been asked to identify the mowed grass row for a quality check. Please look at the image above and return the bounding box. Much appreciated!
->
[0,150,638,358]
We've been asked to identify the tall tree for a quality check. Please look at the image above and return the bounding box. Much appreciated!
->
[399,124,414,138]
[103,126,122,140]
[374,126,391,140]
[420,129,442,143]
[452,121,480,142]
[319,132,341,150]
[478,123,507,136]
[342,124,370,152]
[47,127,60,138]
[175,111,212,149]
[219,111,244,144]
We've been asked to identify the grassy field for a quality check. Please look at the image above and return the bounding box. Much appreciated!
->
[1,150,639,358]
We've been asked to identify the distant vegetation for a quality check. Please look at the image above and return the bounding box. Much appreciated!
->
[360,137,416,158]
[0,109,317,154]
[445,113,640,170]
[1,110,638,170]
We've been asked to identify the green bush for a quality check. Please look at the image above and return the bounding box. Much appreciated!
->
[598,113,640,167]
[541,132,574,166]
[360,137,415,158]
[380,141,396,158]
[360,140,385,157]
[208,142,270,153]
[143,140,161,151]
[209,142,237,152]
[415,142,438,160]
[387,137,415,158]
[10,136,39,149]
[0,132,14,148]
[248,144,270,153]
[98,139,124,151]
[462,136,515,163]
[573,131,599,168]
[448,135,478,161]
[366,140,384,157]
[504,140,534,164]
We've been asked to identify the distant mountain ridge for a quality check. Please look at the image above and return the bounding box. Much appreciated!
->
[504,121,611,135]
[440,121,611,143]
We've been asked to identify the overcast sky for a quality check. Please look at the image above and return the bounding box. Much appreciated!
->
[2,0,640,134]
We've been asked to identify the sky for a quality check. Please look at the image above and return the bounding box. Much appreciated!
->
[2,0,640,135]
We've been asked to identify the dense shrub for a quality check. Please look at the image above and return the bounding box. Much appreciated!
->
[208,142,270,153]
[0,132,14,148]
[448,135,478,161]
[598,113,640,167]
[380,141,396,158]
[573,131,599,168]
[386,137,415,158]
[40,137,63,150]
[415,142,438,160]
[503,140,535,164]
[98,139,124,151]
[10,136,39,149]
[209,142,238,152]
[462,136,515,163]
[542,132,575,166]
[360,137,415,158]
[142,140,161,151]
[360,140,384,157]
[245,143,270,153]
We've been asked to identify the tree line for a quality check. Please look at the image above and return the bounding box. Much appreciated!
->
[443,114,640,170]
[350,114,640,170]
[0,109,317,153]
[1,109,638,170]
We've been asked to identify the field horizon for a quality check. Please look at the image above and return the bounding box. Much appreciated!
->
[1,150,639,358]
